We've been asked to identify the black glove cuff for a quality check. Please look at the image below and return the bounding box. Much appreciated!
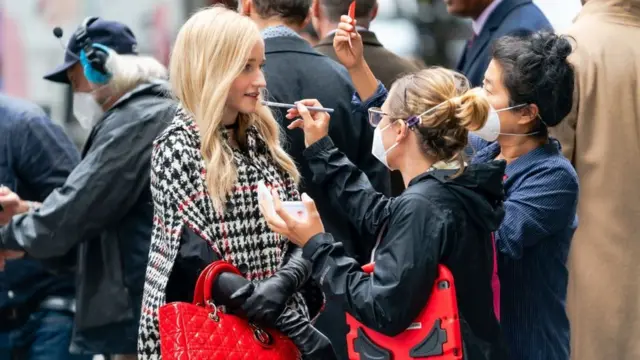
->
[277,246,312,291]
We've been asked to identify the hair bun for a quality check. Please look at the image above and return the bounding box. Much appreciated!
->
[532,31,573,62]
[454,89,490,132]
[550,35,572,61]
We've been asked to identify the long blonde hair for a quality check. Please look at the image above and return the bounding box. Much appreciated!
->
[170,5,299,210]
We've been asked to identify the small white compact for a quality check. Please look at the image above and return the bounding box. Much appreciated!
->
[257,180,276,217]
[281,201,308,218]
[257,181,308,219]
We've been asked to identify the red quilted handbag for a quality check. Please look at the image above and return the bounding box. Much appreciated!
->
[158,260,301,360]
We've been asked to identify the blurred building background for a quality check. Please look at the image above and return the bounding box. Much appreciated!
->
[0,0,582,148]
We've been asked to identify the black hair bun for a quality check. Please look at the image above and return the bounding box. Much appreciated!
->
[550,35,572,61]
[532,31,573,62]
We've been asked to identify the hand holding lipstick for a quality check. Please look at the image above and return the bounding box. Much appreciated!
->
[347,1,356,48]
[332,9,364,70]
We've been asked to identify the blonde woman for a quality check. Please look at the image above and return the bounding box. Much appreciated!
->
[137,6,334,360]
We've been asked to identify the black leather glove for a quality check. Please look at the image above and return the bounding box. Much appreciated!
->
[212,269,337,360]
[230,246,312,325]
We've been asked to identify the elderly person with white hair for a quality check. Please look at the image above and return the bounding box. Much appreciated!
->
[0,17,174,360]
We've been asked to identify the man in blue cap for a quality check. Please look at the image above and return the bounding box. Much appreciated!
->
[0,17,175,360]
[44,17,139,129]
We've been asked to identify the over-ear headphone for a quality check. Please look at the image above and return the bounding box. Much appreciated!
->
[75,16,112,85]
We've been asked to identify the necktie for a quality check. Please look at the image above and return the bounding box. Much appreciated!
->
[467,32,477,49]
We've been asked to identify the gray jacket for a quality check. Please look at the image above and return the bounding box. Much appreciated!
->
[0,81,176,354]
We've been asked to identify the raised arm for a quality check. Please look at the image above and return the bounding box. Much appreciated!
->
[333,15,394,127]
[0,108,165,257]
[288,100,391,239]
[332,15,379,101]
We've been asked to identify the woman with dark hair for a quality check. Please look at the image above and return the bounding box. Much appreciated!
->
[332,16,579,360]
[469,31,578,360]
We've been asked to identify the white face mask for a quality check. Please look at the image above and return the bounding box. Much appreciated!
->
[471,104,538,142]
[371,124,398,170]
[472,105,503,142]
[73,92,105,130]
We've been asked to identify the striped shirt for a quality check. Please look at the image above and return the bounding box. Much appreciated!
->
[470,135,578,360]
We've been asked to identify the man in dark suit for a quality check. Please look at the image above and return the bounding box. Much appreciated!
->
[311,0,421,195]
[448,0,552,87]
[238,1,390,358]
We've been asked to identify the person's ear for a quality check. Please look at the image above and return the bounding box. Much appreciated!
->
[301,9,312,29]
[393,120,409,143]
[311,0,320,18]
[240,0,252,16]
[517,103,539,126]
[371,2,379,22]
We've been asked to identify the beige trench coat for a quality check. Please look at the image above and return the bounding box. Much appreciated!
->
[550,1,640,359]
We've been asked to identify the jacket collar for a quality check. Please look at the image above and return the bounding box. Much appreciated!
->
[472,138,563,177]
[315,30,383,49]
[109,80,170,109]
[576,0,640,27]
[264,35,325,57]
[83,80,172,154]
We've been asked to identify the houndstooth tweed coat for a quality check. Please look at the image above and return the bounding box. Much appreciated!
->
[137,106,324,359]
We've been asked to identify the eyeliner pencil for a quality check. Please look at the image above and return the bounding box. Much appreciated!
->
[261,100,335,114]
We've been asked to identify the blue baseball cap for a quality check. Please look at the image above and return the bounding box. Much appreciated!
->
[44,17,138,84]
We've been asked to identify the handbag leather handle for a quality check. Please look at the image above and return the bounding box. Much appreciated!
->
[193,262,214,305]
[192,260,241,306]
[204,261,241,303]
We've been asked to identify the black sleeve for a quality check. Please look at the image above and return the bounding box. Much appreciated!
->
[303,136,392,240]
[165,226,220,303]
[301,194,446,336]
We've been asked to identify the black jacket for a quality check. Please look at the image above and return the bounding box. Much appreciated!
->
[301,136,509,359]
[263,36,391,359]
[0,81,175,354]
[263,35,390,262]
